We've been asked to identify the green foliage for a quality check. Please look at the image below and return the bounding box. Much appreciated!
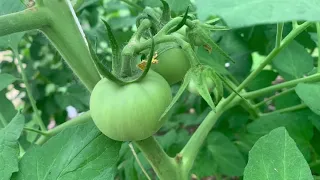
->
[12,121,121,180]
[192,131,246,177]
[296,83,320,116]
[272,41,313,80]
[196,0,320,28]
[1,0,320,179]
[0,91,17,128]
[244,127,313,180]
[0,73,18,91]
[0,112,24,180]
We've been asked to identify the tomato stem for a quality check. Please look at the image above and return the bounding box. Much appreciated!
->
[128,143,152,180]
[243,73,320,99]
[134,136,179,180]
[174,37,200,67]
[0,7,49,36]
[39,0,101,91]
[275,23,284,48]
[253,88,296,108]
[157,17,193,35]
[35,111,92,145]
[261,103,307,116]
[14,51,47,131]
[179,21,313,175]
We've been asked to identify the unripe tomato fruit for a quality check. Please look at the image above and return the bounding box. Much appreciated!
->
[90,70,172,141]
[188,77,215,95]
[151,43,190,85]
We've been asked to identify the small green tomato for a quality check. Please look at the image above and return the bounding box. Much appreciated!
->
[188,77,215,95]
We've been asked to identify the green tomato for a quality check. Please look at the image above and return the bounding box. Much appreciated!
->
[90,70,172,141]
[188,77,215,95]
[151,43,190,85]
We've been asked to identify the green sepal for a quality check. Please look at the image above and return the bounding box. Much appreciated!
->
[167,6,190,34]
[159,70,192,121]
[188,21,235,63]
[135,35,155,82]
[101,19,122,74]
[216,73,248,103]
[87,38,126,86]
[196,72,216,111]
[208,71,224,104]
[160,0,170,23]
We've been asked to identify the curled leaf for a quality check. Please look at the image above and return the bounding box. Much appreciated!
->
[167,6,190,34]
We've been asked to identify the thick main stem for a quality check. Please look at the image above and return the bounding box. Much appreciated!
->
[40,0,100,91]
[134,136,178,180]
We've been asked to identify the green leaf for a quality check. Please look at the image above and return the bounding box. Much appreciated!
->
[247,111,314,160]
[272,41,313,80]
[0,91,16,128]
[296,83,320,116]
[0,0,25,15]
[165,0,191,13]
[244,127,313,180]
[192,132,246,177]
[247,70,278,91]
[0,0,26,51]
[0,73,18,91]
[196,0,320,28]
[274,91,301,110]
[0,112,25,180]
[12,121,122,180]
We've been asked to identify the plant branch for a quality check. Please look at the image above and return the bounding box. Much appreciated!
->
[14,51,46,131]
[180,106,224,172]
[35,111,91,145]
[243,73,320,99]
[222,22,312,110]
[236,21,311,92]
[275,23,284,48]
[253,88,295,108]
[261,103,307,116]
[23,127,48,136]
[316,22,320,73]
[0,7,49,36]
[134,136,177,180]
[178,21,312,175]
[129,143,151,180]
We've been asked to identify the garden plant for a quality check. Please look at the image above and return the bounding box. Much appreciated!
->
[1,0,320,179]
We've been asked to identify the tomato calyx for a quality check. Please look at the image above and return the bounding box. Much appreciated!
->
[87,19,157,86]
[186,21,235,63]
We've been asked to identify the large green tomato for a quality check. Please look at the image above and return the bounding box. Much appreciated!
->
[90,70,172,141]
[151,42,190,85]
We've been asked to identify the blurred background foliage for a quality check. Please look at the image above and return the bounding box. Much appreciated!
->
[1,0,320,179]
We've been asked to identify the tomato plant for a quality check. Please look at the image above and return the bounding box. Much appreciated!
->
[1,0,320,180]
